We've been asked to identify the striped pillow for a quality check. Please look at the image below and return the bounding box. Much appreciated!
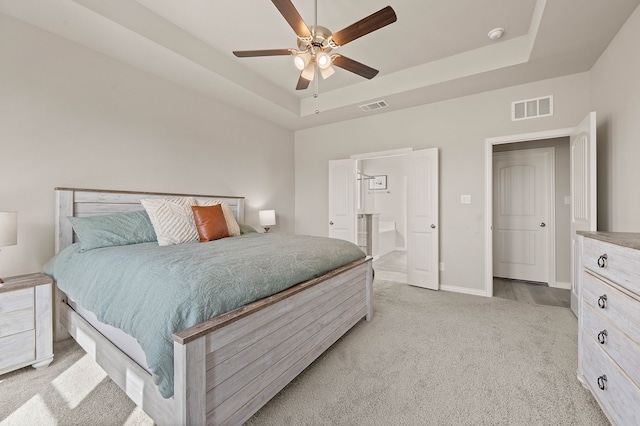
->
[141,197,198,246]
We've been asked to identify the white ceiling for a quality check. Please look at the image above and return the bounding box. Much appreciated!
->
[1,0,639,130]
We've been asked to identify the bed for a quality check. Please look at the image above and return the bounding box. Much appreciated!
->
[48,187,373,425]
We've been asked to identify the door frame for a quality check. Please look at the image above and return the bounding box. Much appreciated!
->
[484,127,573,297]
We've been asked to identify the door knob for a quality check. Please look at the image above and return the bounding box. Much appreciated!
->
[329,221,334,225]
[431,224,436,229]
[539,222,546,227]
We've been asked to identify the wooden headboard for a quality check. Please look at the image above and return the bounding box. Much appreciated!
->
[55,187,245,253]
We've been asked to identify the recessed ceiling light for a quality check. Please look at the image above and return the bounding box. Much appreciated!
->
[488,27,504,40]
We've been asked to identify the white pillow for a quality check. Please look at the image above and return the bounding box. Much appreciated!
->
[141,197,198,246]
[195,199,241,237]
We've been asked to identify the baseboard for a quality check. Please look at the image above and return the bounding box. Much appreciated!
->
[440,284,487,297]
[394,247,406,252]
[551,281,571,290]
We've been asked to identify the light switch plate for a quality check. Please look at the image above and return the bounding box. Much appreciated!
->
[461,195,472,204]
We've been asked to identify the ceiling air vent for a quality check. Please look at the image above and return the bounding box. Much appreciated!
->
[511,95,553,121]
[359,100,389,112]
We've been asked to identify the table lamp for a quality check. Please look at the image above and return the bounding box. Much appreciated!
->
[259,210,276,233]
[0,211,18,283]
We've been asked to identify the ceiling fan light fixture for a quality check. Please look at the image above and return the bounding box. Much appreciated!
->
[301,62,315,81]
[316,51,332,69]
[293,51,311,70]
[320,65,335,79]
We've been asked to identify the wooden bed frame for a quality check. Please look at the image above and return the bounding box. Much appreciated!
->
[53,187,373,425]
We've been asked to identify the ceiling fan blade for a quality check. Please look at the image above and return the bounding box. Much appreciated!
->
[296,74,310,90]
[272,0,312,37]
[331,6,397,46]
[332,55,379,79]
[233,49,292,57]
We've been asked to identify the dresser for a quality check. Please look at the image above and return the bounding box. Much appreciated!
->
[0,273,54,375]
[577,232,640,425]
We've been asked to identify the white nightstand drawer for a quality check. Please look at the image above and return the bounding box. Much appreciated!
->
[0,329,35,371]
[583,238,640,296]
[0,307,34,337]
[0,288,34,313]
[582,271,640,344]
[582,333,640,426]
[583,303,640,389]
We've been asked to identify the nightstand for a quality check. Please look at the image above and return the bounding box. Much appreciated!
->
[0,273,54,375]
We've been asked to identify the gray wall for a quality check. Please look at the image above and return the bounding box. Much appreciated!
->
[295,74,590,293]
[591,4,640,232]
[0,15,295,277]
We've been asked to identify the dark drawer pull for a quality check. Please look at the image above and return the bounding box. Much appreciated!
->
[597,254,607,268]
[597,330,608,344]
[597,375,607,390]
[598,294,607,309]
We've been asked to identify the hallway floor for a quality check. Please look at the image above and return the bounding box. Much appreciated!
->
[493,277,570,308]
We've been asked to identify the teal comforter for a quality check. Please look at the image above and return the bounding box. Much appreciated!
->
[44,233,365,398]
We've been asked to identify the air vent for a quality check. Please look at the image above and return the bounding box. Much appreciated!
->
[511,96,553,121]
[359,100,389,112]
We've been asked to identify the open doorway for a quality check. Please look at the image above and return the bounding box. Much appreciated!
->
[484,112,597,317]
[355,151,408,283]
[491,139,571,308]
[329,148,439,289]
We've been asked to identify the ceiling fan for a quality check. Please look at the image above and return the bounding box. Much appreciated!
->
[233,0,397,90]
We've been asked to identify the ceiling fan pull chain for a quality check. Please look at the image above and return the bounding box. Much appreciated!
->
[314,66,320,114]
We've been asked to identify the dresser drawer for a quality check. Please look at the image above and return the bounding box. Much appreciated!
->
[582,271,640,344]
[0,329,35,371]
[0,288,34,313]
[0,307,34,337]
[583,303,640,389]
[581,333,640,426]
[583,237,640,296]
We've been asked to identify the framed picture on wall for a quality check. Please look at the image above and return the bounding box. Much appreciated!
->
[369,175,387,190]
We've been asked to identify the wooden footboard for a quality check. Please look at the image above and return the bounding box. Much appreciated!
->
[175,257,372,425]
[60,257,372,425]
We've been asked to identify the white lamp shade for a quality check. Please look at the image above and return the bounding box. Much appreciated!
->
[0,211,18,247]
[320,65,335,79]
[301,62,315,81]
[293,51,311,70]
[259,210,276,227]
[316,51,331,69]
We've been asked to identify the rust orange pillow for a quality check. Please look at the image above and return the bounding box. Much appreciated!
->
[191,205,229,242]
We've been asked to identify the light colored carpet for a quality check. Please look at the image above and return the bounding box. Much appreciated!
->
[0,279,609,425]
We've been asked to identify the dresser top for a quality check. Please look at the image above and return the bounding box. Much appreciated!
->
[578,231,640,250]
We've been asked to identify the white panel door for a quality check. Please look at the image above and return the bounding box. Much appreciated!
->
[328,159,357,243]
[570,112,597,316]
[406,148,439,290]
[493,148,552,283]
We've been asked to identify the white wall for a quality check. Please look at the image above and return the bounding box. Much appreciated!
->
[0,14,295,277]
[295,74,590,292]
[591,4,640,232]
